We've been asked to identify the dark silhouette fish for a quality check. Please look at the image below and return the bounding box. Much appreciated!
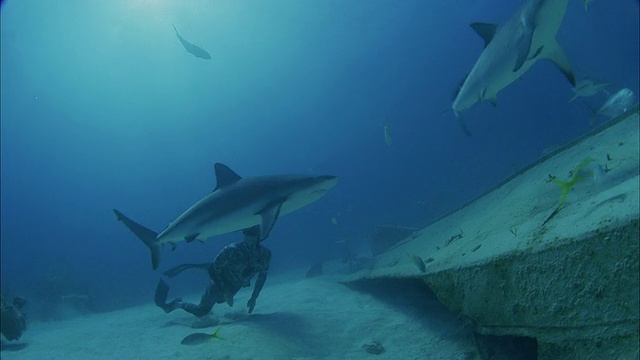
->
[172,24,211,60]
[180,327,223,346]
[406,252,427,273]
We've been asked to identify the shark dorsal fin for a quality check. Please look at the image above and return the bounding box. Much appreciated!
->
[214,163,242,191]
[539,41,576,87]
[470,22,498,48]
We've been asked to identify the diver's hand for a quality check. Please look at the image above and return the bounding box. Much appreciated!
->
[247,297,256,313]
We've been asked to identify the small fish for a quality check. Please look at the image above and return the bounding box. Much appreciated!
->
[180,327,223,346]
[333,236,350,244]
[406,252,426,272]
[331,217,338,225]
[593,88,636,121]
[583,0,594,11]
[568,77,609,102]
[172,24,212,60]
[382,124,392,145]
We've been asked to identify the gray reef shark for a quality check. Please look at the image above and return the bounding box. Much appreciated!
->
[114,163,338,270]
[452,0,576,115]
[172,24,211,60]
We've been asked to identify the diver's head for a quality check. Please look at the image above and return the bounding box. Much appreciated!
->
[243,225,262,243]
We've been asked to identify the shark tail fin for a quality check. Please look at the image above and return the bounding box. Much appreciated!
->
[113,209,163,270]
[541,40,576,87]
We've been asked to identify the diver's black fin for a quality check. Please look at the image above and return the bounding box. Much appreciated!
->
[155,280,170,308]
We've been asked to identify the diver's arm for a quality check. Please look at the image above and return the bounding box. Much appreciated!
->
[247,250,271,313]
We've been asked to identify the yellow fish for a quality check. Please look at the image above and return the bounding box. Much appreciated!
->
[180,327,223,345]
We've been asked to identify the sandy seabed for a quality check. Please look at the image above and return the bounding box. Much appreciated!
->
[0,270,475,360]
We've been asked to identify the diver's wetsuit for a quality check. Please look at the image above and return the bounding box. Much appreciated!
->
[156,226,271,317]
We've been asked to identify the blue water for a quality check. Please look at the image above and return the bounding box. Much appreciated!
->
[1,0,638,318]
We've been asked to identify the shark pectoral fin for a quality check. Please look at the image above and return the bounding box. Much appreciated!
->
[259,201,284,240]
[528,46,544,61]
[541,40,576,86]
[513,28,535,72]
[184,233,200,243]
[113,209,163,270]
[469,22,498,48]
[488,95,498,107]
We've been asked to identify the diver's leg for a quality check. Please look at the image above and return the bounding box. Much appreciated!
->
[176,282,221,318]
[163,263,210,278]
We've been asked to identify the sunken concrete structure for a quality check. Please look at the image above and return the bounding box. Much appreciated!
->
[341,108,639,359]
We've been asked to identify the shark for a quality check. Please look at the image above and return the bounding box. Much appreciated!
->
[569,77,610,102]
[452,0,576,116]
[114,163,338,270]
[172,24,212,60]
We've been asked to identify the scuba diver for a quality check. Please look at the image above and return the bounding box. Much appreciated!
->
[155,225,271,317]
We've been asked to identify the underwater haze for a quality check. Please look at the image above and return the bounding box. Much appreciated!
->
[1,0,638,319]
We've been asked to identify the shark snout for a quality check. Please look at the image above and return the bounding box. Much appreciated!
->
[318,175,338,189]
